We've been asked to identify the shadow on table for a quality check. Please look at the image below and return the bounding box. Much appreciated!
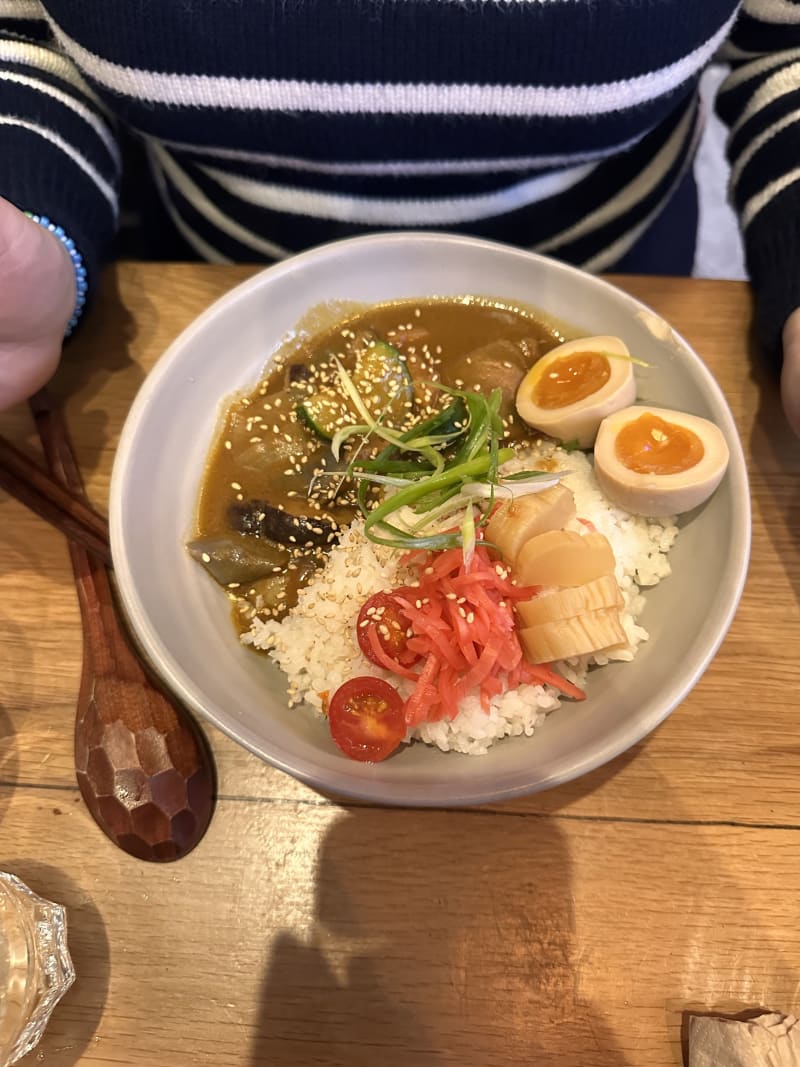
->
[50,264,142,482]
[747,330,800,608]
[0,618,28,828]
[0,702,17,825]
[249,808,627,1067]
[3,859,109,1067]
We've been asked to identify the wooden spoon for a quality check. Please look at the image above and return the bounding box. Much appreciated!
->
[29,389,216,862]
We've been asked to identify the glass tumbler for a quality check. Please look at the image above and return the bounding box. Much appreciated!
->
[0,872,75,1066]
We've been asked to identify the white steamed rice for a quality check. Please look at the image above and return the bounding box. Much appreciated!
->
[242,443,678,755]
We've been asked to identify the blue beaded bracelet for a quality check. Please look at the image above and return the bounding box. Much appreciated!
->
[24,212,88,337]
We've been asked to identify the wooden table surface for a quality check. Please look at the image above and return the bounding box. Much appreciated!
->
[1,264,798,1067]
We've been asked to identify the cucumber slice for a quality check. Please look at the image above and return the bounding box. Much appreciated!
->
[297,340,413,440]
[296,393,348,440]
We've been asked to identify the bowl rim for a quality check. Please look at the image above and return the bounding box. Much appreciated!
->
[109,231,752,804]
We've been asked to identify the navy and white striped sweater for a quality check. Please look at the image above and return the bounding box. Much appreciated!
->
[1,1,799,363]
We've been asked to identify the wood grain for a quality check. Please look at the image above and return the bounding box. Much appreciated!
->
[0,432,110,563]
[1,263,799,1065]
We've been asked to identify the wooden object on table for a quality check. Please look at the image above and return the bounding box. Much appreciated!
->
[0,265,798,1067]
[28,388,216,862]
[0,432,110,564]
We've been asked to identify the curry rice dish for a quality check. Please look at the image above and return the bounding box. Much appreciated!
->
[189,297,684,759]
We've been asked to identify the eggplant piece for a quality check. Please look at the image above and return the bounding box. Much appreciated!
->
[246,555,320,615]
[286,363,312,385]
[187,534,289,586]
[228,500,339,548]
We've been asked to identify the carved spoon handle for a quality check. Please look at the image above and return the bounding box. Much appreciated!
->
[29,389,215,862]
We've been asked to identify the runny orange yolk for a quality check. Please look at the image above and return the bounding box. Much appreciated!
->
[533,352,610,409]
[614,413,704,475]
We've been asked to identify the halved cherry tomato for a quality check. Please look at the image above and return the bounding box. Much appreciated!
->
[328,676,406,762]
[356,590,420,669]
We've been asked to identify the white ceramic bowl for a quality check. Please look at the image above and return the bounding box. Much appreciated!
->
[110,233,750,805]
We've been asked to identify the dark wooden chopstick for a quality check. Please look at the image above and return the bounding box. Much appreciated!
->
[0,430,111,566]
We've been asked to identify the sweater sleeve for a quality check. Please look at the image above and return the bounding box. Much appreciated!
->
[715,1,800,369]
[0,1,120,302]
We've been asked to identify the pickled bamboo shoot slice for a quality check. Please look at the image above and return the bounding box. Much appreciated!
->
[520,607,627,663]
[484,485,576,563]
[515,574,623,628]
[514,530,616,588]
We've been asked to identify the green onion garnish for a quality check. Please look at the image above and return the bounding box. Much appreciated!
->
[601,349,653,368]
[322,362,571,556]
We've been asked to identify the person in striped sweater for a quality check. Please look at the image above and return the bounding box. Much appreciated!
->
[0,0,798,433]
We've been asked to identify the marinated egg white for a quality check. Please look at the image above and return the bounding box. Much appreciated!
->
[515,335,636,448]
[593,405,729,517]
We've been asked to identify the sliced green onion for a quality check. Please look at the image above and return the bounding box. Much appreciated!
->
[363,450,513,550]
[502,468,565,482]
[601,349,653,368]
[351,471,419,489]
[461,504,477,570]
[461,471,568,499]
[310,363,552,556]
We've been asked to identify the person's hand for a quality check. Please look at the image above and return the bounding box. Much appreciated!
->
[0,196,76,410]
[781,307,800,437]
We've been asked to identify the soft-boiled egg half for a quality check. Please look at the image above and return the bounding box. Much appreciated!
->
[515,335,636,447]
[594,405,730,517]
